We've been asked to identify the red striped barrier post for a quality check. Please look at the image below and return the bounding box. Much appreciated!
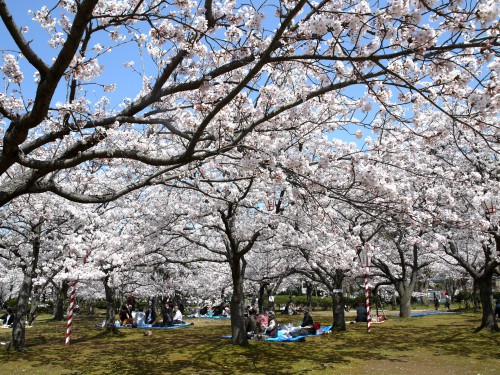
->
[358,247,372,333]
[65,282,77,346]
[364,273,372,333]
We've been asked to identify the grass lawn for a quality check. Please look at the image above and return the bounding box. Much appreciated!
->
[0,309,498,374]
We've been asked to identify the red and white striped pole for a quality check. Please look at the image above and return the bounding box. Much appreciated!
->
[65,282,77,347]
[364,273,372,333]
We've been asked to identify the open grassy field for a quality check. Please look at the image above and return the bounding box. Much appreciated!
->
[0,309,498,375]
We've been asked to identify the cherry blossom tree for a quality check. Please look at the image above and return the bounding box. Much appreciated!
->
[0,0,497,209]
[0,194,95,350]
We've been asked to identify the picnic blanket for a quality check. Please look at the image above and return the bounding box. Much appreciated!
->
[97,322,192,329]
[265,325,333,342]
[223,325,333,342]
[186,314,230,319]
[390,311,459,318]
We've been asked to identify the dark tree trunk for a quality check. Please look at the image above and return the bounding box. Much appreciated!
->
[88,300,96,317]
[27,298,38,326]
[257,282,268,314]
[305,282,313,310]
[53,281,69,321]
[27,284,42,326]
[421,279,430,306]
[103,277,118,334]
[473,280,481,313]
[475,276,499,332]
[9,221,42,351]
[398,288,412,318]
[229,258,248,346]
[331,293,346,331]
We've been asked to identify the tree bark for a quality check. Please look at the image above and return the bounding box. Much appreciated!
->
[305,282,313,310]
[331,293,346,331]
[229,258,248,345]
[257,282,268,314]
[53,281,69,321]
[473,280,481,313]
[398,288,412,318]
[103,276,118,334]
[9,221,42,351]
[475,276,499,332]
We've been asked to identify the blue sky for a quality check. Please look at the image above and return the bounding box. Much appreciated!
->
[1,1,371,147]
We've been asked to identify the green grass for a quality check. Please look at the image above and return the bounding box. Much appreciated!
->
[0,310,498,374]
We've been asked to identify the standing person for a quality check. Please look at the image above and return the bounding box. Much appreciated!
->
[495,299,500,319]
[434,293,440,310]
[445,294,451,311]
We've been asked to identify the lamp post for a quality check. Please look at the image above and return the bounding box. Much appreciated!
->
[358,249,372,333]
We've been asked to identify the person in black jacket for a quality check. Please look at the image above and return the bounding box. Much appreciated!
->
[145,305,157,325]
[355,302,367,322]
[300,310,316,335]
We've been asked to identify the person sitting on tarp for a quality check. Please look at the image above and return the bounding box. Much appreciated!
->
[145,305,157,326]
[258,310,269,332]
[212,305,223,316]
[1,307,14,326]
[263,311,278,338]
[120,304,135,326]
[245,308,261,338]
[300,310,316,335]
[199,305,208,316]
[284,309,317,337]
[172,306,183,324]
[355,302,367,323]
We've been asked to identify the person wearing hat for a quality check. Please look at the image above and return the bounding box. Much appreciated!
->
[264,310,278,338]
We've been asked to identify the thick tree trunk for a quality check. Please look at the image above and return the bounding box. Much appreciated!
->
[53,281,69,321]
[306,283,313,310]
[398,289,412,318]
[331,293,346,331]
[230,259,248,346]
[9,274,32,351]
[421,279,430,306]
[27,299,38,326]
[475,277,499,332]
[473,280,481,313]
[9,221,42,352]
[257,282,267,314]
[103,277,118,334]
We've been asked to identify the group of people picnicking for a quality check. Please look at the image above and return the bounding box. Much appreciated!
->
[118,299,186,328]
[193,304,231,317]
[244,305,318,339]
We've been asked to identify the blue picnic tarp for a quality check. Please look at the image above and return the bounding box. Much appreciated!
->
[223,325,333,342]
[390,311,460,318]
[186,314,230,319]
[97,322,192,329]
